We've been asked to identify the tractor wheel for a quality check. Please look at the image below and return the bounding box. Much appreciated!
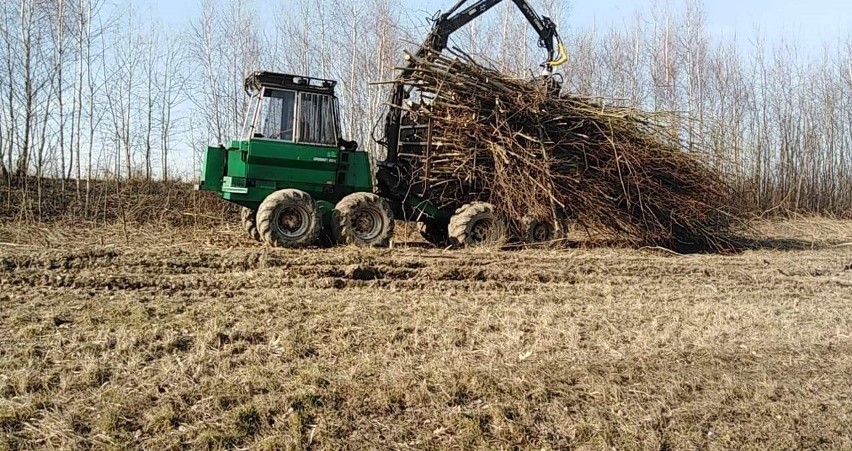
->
[521,216,562,245]
[448,202,507,247]
[240,207,261,241]
[419,221,449,247]
[256,189,322,248]
[332,192,394,247]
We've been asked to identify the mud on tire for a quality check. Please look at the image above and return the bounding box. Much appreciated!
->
[332,192,394,247]
[448,202,507,247]
[240,207,261,241]
[256,189,322,248]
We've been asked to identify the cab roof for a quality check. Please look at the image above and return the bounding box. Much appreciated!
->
[244,71,337,96]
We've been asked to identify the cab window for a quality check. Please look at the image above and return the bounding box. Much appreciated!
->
[259,89,296,141]
[297,92,337,145]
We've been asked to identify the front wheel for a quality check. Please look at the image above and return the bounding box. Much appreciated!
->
[256,189,322,248]
[332,193,394,247]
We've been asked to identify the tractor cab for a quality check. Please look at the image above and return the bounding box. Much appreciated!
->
[198,71,375,246]
[241,72,341,146]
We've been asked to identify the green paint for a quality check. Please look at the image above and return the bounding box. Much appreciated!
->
[200,138,373,215]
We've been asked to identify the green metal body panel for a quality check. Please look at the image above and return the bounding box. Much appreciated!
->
[199,139,373,226]
[200,146,227,193]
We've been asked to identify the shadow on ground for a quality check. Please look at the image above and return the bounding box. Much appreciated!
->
[737,237,824,251]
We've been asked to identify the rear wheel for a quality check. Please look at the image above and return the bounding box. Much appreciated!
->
[240,207,260,241]
[257,189,322,248]
[448,202,507,247]
[332,192,394,247]
[521,216,561,245]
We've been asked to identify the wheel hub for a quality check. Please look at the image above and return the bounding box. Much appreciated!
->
[470,219,493,242]
[352,209,382,240]
[532,223,551,242]
[276,206,308,238]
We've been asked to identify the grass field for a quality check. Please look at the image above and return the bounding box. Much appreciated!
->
[1,219,851,450]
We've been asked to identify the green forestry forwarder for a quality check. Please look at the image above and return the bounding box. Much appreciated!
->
[197,0,568,248]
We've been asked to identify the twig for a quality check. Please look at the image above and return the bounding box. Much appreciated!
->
[638,246,696,258]
[0,242,39,248]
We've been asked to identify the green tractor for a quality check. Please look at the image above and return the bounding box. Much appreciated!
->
[198,72,394,248]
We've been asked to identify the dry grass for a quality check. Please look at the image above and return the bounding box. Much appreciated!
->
[1,218,851,450]
[1,177,236,226]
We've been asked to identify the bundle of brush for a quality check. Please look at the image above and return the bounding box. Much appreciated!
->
[393,49,739,253]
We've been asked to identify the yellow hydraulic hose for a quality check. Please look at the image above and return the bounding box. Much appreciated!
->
[548,40,569,68]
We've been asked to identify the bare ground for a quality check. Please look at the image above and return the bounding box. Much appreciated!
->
[0,219,851,450]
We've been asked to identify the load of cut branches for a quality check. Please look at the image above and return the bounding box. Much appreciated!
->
[392,49,740,253]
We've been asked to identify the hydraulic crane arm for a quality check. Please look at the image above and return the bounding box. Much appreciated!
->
[424,0,568,72]
[382,0,568,164]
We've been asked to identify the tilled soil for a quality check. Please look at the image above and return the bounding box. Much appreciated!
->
[1,220,851,450]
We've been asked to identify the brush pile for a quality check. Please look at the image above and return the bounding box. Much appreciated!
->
[393,49,739,253]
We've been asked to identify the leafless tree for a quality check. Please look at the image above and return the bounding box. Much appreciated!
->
[0,0,849,218]
[155,30,189,182]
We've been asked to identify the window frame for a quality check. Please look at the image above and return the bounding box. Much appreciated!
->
[240,90,263,140]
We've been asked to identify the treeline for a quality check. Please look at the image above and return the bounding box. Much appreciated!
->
[0,0,850,218]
